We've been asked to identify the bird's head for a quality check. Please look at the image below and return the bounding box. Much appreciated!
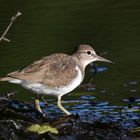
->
[74,44,112,68]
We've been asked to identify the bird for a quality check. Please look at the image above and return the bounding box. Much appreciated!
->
[0,44,111,115]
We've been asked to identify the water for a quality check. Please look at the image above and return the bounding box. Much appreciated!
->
[0,0,139,116]
[39,95,140,129]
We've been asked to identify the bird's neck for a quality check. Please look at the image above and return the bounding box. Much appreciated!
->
[72,53,89,69]
[71,55,85,79]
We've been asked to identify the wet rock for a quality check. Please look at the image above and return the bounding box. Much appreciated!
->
[0,91,15,111]
[0,92,140,140]
[0,92,46,122]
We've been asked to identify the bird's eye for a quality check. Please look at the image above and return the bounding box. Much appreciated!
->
[87,51,92,55]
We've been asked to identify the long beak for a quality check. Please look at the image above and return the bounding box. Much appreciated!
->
[96,55,112,63]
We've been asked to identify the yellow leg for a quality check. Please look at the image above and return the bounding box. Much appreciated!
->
[57,96,71,115]
[35,99,43,113]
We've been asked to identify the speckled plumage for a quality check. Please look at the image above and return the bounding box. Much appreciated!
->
[7,53,83,88]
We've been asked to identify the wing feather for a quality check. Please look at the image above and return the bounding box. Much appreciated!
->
[7,54,78,87]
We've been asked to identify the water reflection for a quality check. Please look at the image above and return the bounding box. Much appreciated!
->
[40,95,140,129]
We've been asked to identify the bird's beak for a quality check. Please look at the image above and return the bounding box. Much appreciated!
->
[96,55,112,63]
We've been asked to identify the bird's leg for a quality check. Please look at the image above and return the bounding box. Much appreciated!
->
[35,99,43,113]
[57,96,71,115]
[42,96,48,106]
[34,94,43,113]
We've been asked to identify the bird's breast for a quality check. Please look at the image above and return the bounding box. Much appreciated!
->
[57,66,83,96]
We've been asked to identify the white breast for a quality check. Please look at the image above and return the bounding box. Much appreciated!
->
[41,66,83,96]
[58,66,83,96]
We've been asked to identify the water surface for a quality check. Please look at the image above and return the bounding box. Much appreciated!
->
[0,0,139,113]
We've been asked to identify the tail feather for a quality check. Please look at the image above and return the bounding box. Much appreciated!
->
[0,77,15,81]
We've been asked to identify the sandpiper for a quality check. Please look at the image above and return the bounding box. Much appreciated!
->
[0,45,111,115]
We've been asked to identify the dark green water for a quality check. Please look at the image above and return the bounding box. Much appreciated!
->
[0,0,139,108]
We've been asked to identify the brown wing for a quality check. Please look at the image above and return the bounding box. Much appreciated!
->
[7,54,78,87]
[7,56,49,82]
[42,54,78,87]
